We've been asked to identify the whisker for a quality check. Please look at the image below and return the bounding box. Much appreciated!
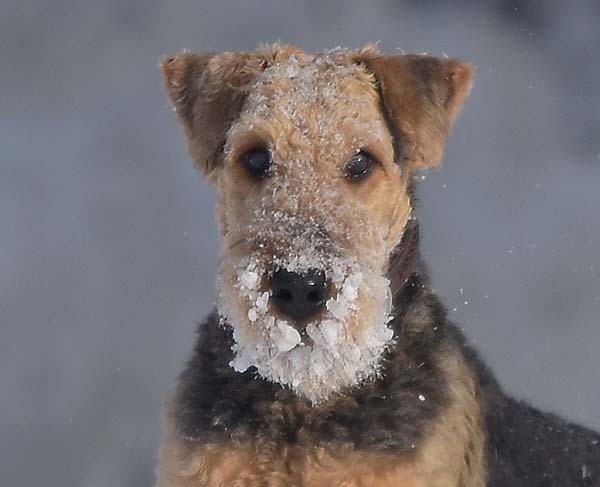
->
[218,237,250,267]
[226,237,247,252]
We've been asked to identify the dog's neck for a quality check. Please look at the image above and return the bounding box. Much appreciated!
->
[387,217,422,299]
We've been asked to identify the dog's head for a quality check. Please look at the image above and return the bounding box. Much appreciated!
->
[161,44,473,402]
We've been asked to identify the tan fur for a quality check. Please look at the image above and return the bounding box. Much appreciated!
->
[158,414,421,487]
[410,353,486,487]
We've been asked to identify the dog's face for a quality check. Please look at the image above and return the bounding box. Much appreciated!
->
[161,45,473,402]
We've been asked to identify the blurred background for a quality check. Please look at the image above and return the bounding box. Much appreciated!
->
[1,0,599,485]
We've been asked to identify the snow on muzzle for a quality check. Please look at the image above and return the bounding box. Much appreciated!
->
[217,248,395,403]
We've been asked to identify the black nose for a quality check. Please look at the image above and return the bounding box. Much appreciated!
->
[270,269,329,322]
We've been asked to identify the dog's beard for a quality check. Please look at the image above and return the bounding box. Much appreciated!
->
[217,251,394,403]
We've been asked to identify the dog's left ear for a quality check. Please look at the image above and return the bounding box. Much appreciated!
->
[358,53,475,169]
[160,51,263,180]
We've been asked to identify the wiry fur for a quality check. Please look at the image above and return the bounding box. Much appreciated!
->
[158,44,599,486]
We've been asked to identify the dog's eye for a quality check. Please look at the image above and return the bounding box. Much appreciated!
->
[344,150,374,181]
[242,148,272,179]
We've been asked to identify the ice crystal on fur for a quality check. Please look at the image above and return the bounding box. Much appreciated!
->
[219,251,394,403]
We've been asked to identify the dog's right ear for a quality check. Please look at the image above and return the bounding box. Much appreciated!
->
[160,51,263,180]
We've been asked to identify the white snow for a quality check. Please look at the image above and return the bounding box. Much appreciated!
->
[238,266,260,291]
[220,250,395,402]
[271,321,302,352]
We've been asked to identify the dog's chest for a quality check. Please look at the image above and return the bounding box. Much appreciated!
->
[159,441,424,487]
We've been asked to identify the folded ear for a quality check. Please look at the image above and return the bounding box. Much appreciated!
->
[358,53,474,169]
[160,51,263,180]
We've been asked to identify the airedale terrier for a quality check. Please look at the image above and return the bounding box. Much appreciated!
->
[157,44,599,486]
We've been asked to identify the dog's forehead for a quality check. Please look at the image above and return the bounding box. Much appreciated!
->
[260,55,377,114]
[228,51,390,158]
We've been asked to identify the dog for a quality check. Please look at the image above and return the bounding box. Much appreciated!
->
[157,44,599,486]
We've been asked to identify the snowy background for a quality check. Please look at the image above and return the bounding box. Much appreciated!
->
[1,1,599,485]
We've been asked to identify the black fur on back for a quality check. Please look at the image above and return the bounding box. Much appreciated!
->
[486,395,600,486]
